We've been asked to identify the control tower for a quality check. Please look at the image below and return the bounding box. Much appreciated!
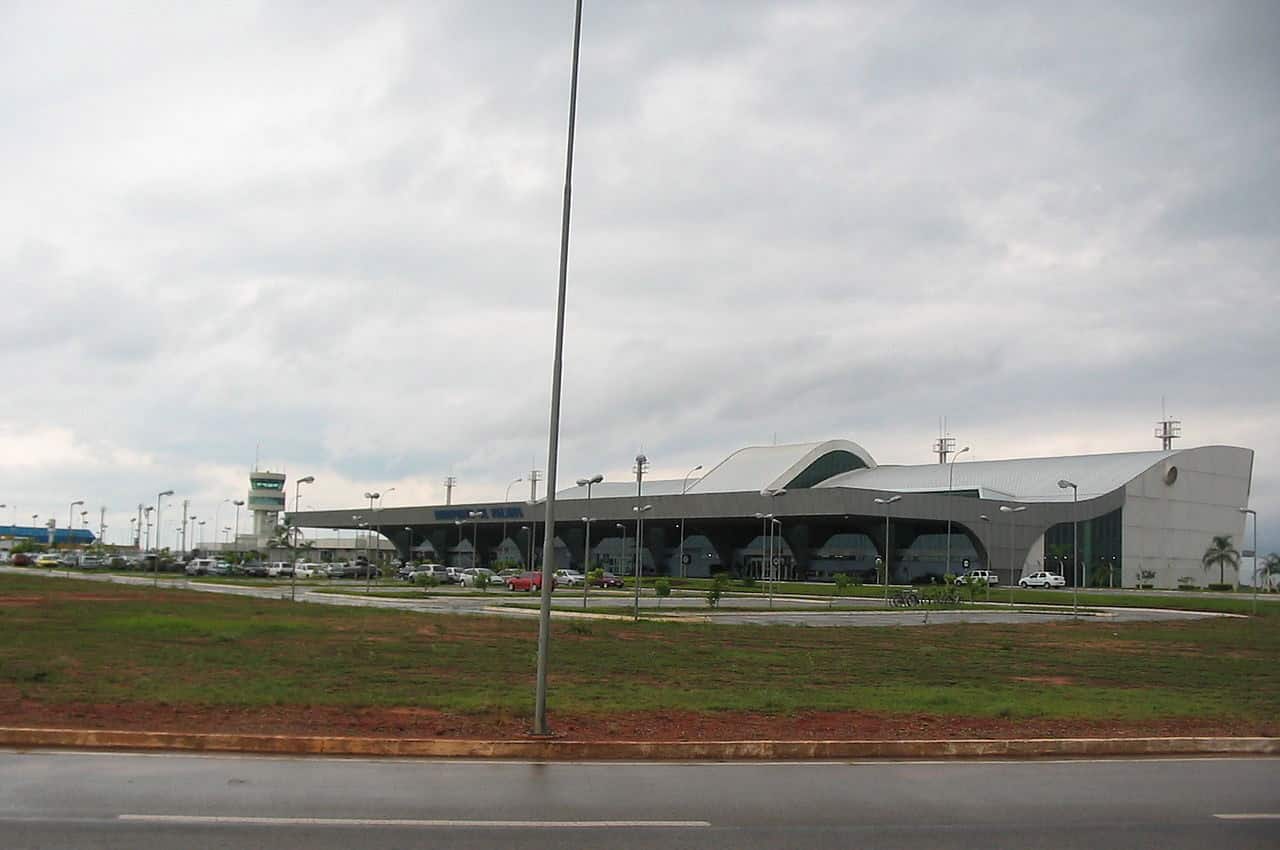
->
[248,470,287,546]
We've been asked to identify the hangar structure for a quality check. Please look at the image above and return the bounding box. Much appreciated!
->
[289,439,1254,589]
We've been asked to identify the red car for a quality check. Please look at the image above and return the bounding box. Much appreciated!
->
[591,572,625,588]
[506,571,556,592]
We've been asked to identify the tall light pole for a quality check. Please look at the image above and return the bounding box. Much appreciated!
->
[633,504,652,620]
[521,524,532,570]
[1241,507,1258,615]
[67,500,84,536]
[232,500,244,552]
[999,504,1028,604]
[874,495,902,606]
[143,507,154,552]
[503,477,523,550]
[468,510,484,570]
[292,476,315,601]
[214,499,231,552]
[363,491,380,574]
[761,488,787,599]
[404,526,414,564]
[769,517,783,608]
[532,0,584,737]
[576,474,603,608]
[1058,479,1079,620]
[754,513,773,586]
[945,446,971,576]
[678,464,703,579]
[615,523,626,574]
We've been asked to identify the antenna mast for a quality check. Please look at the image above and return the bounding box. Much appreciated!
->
[1154,399,1181,451]
[933,417,956,464]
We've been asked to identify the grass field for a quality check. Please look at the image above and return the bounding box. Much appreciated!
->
[1,573,1277,733]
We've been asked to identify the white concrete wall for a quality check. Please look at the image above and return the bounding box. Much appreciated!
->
[1123,445,1253,588]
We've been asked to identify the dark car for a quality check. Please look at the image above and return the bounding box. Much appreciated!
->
[10,553,33,566]
[590,572,625,588]
[239,561,269,577]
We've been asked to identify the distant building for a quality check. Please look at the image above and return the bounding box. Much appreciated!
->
[291,439,1254,589]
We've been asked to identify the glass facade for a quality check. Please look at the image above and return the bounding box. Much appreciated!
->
[1044,507,1122,587]
[783,451,869,489]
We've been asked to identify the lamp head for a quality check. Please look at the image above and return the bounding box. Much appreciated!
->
[233,500,244,506]
[159,490,174,497]
[1057,479,1076,490]
[71,500,84,507]
[298,476,315,485]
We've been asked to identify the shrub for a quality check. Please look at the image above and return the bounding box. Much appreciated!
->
[707,574,729,608]
[832,573,852,608]
[739,575,757,588]
[654,578,671,607]
[414,573,439,589]
[474,572,490,592]
[1206,583,1234,592]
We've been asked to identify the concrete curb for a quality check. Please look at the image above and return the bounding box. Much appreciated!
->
[0,727,1275,760]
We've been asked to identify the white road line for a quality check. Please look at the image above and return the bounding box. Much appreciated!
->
[1214,813,1280,820]
[118,814,710,828]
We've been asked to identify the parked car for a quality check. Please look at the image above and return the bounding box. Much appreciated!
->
[78,555,105,569]
[590,571,624,588]
[955,569,999,586]
[266,562,293,577]
[1019,571,1067,588]
[554,569,585,587]
[10,552,34,566]
[185,558,216,576]
[35,553,62,567]
[209,560,233,576]
[293,562,324,579]
[506,571,556,592]
[459,567,500,588]
[239,561,269,577]
[408,564,454,584]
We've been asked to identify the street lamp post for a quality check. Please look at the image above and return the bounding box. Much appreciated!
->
[678,464,703,579]
[770,517,782,606]
[1241,507,1258,615]
[615,523,626,575]
[468,510,484,570]
[502,477,523,550]
[760,488,787,603]
[576,474,603,608]
[753,512,773,588]
[521,525,532,570]
[1058,479,1079,620]
[68,500,84,536]
[979,514,992,601]
[874,495,902,606]
[293,476,315,602]
[632,504,652,620]
[232,500,244,553]
[999,504,1028,604]
[531,0,585,738]
[143,507,153,552]
[945,447,971,577]
[404,526,414,564]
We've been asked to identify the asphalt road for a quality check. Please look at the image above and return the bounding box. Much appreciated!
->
[1,750,1276,849]
[0,566,1236,627]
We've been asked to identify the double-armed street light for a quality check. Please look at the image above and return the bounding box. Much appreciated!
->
[677,464,703,579]
[632,504,652,620]
[874,495,902,606]
[576,474,603,608]
[999,504,1028,603]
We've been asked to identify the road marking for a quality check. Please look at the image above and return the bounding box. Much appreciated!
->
[119,814,710,828]
[1214,813,1280,820]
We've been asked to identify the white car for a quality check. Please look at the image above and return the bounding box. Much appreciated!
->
[954,569,998,586]
[293,562,323,579]
[1019,571,1067,588]
[554,569,585,587]
[459,568,500,588]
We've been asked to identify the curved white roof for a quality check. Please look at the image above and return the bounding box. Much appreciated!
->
[816,449,1177,502]
[686,439,876,495]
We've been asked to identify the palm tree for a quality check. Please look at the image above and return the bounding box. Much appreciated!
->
[1263,553,1280,590]
[1201,535,1240,586]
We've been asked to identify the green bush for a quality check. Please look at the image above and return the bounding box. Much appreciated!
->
[739,575,757,588]
[707,574,729,608]
[1206,583,1235,592]
[414,573,439,589]
[832,573,852,609]
[654,578,671,608]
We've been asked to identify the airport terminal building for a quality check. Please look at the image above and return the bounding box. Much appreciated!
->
[290,439,1254,589]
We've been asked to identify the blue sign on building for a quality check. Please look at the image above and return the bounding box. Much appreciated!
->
[432,506,524,521]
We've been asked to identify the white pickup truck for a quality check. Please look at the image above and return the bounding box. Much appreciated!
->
[954,569,999,586]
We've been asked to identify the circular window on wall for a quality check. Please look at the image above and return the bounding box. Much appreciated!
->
[1164,465,1178,486]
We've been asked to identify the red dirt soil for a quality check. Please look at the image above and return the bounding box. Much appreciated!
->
[0,693,1273,741]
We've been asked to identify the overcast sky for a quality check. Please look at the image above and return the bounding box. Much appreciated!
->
[2,1,1277,553]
